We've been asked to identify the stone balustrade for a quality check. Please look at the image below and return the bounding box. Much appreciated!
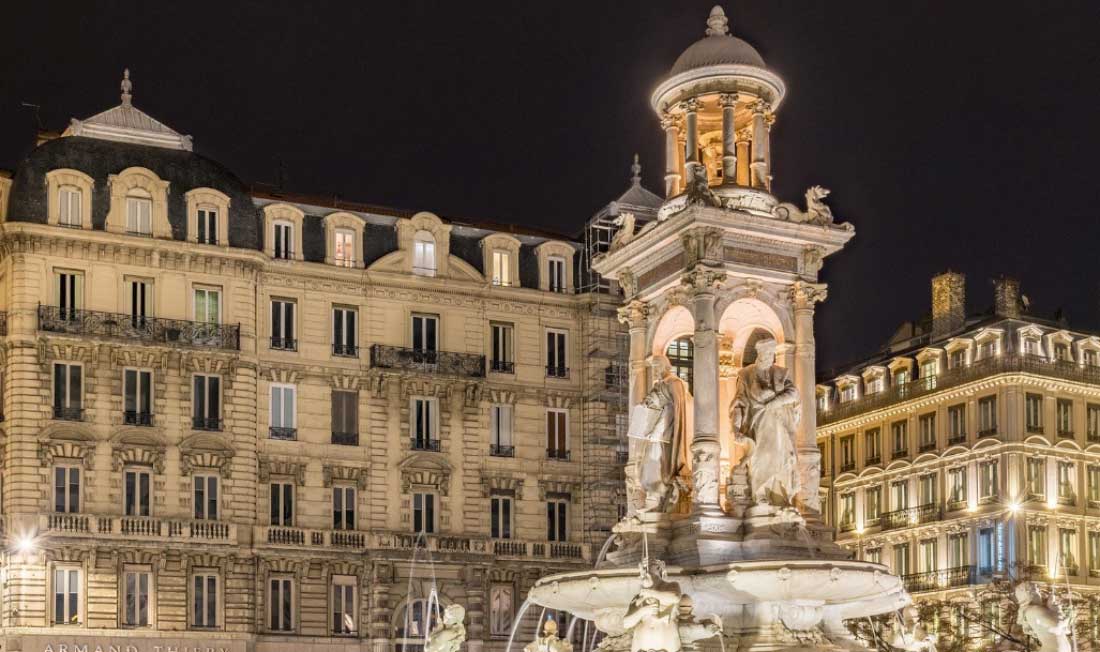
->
[42,514,237,543]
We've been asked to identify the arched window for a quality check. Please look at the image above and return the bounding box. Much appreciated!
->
[395,598,439,652]
[125,188,153,236]
[666,336,694,392]
[413,231,437,276]
[59,185,82,227]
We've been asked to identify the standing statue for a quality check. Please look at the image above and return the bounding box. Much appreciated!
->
[622,560,684,652]
[729,338,801,507]
[1015,583,1072,652]
[525,617,574,652]
[627,355,690,513]
[425,604,467,652]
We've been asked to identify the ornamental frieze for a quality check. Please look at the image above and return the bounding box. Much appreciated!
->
[322,463,368,490]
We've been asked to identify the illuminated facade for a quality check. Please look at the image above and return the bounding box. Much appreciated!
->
[0,72,650,652]
[817,272,1100,626]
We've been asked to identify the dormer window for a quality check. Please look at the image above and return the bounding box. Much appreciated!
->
[1055,343,1072,363]
[59,186,82,227]
[1023,338,1040,357]
[186,188,230,247]
[1086,350,1099,367]
[197,208,218,245]
[840,385,856,403]
[866,377,883,395]
[548,257,566,293]
[126,192,153,236]
[274,221,293,260]
[949,349,966,369]
[491,250,512,286]
[893,369,909,386]
[334,229,355,267]
[413,231,436,276]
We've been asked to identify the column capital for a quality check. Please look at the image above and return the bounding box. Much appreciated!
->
[765,112,777,127]
[682,266,726,296]
[660,113,682,131]
[680,97,702,113]
[736,127,754,142]
[789,281,828,308]
[616,299,649,329]
[749,99,771,115]
[718,92,739,108]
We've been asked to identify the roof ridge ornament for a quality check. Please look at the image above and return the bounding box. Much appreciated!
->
[121,68,133,107]
[631,154,642,186]
[705,5,729,37]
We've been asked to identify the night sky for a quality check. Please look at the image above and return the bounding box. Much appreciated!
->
[3,1,1100,371]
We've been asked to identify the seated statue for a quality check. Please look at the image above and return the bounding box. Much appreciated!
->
[425,604,466,652]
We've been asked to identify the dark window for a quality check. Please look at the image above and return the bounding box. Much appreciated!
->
[666,336,694,392]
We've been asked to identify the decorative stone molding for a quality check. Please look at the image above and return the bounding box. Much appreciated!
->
[539,479,580,501]
[395,211,453,276]
[534,240,577,292]
[546,395,573,410]
[680,227,723,267]
[41,340,99,364]
[617,300,648,328]
[486,388,516,405]
[259,457,306,486]
[801,246,825,278]
[401,377,449,399]
[462,382,483,409]
[185,552,233,576]
[184,187,231,246]
[39,439,95,468]
[681,266,725,294]
[111,348,169,372]
[105,167,172,238]
[266,367,300,385]
[398,453,452,495]
[322,463,368,490]
[111,441,166,474]
[262,203,305,261]
[178,433,235,478]
[480,472,524,498]
[788,281,828,308]
[45,169,95,229]
[330,373,361,390]
[323,211,364,267]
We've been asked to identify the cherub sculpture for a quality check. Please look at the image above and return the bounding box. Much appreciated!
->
[1015,583,1072,652]
[425,604,467,652]
[525,617,574,652]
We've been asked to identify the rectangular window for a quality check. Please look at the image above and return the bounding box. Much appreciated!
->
[1028,526,1047,568]
[413,235,436,276]
[334,229,355,267]
[124,468,152,517]
[863,428,880,463]
[492,250,512,286]
[273,222,293,259]
[123,369,153,426]
[489,585,515,637]
[192,374,221,431]
[893,369,909,386]
[1055,343,1071,362]
[1086,349,1100,367]
[546,329,568,378]
[1057,399,1073,436]
[978,396,997,434]
[413,492,435,533]
[192,573,218,628]
[333,486,356,530]
[411,398,438,450]
[193,475,219,520]
[53,362,82,419]
[270,299,297,350]
[1027,458,1045,499]
[918,539,937,572]
[948,533,968,568]
[332,307,358,356]
[893,543,910,576]
[194,287,221,324]
[59,186,82,226]
[547,499,568,542]
[979,460,999,501]
[1026,393,1043,433]
[839,493,855,528]
[948,404,966,442]
[548,256,566,293]
[1059,528,1078,571]
[128,278,151,326]
[270,481,294,526]
[949,348,966,369]
[490,404,514,455]
[978,528,995,574]
[1089,465,1100,504]
[332,576,357,635]
[865,377,882,395]
[1089,404,1100,441]
[865,548,881,565]
[865,486,881,522]
[947,467,967,506]
[332,390,359,445]
[839,435,854,470]
[53,567,81,624]
[412,314,438,353]
[270,384,296,439]
[54,466,80,513]
[490,322,514,372]
[1058,462,1075,503]
[891,420,908,455]
[978,340,996,360]
[197,208,218,245]
[891,480,908,511]
[1090,532,1100,575]
[269,577,294,632]
[490,494,512,539]
[122,569,151,627]
[840,386,855,403]
[126,196,152,235]
[918,413,936,450]
[1024,338,1041,357]
[918,473,936,506]
[56,270,83,318]
[547,408,569,460]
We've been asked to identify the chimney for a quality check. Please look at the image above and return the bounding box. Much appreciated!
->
[931,271,965,339]
[993,276,1022,318]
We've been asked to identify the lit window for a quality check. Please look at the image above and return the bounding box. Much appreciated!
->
[413,231,436,276]
[59,186,82,227]
[492,250,512,286]
[334,229,355,267]
[126,195,152,235]
[665,336,694,392]
[52,567,81,624]
[332,576,357,635]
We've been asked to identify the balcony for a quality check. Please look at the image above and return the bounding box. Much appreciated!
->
[947,433,967,445]
[38,305,240,350]
[256,529,593,562]
[546,365,570,379]
[489,444,514,457]
[901,565,976,593]
[270,336,298,351]
[333,343,360,357]
[547,448,571,461]
[192,416,223,431]
[819,353,1100,425]
[43,514,237,543]
[411,438,441,452]
[53,406,84,421]
[489,360,515,374]
[123,411,154,427]
[892,448,908,459]
[839,461,855,473]
[865,455,881,465]
[261,526,367,549]
[918,440,937,453]
[269,427,297,441]
[331,431,359,446]
[370,345,486,378]
[880,503,942,531]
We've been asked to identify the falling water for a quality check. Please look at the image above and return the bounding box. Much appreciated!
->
[595,533,618,567]
[790,524,819,559]
[401,530,442,649]
[505,598,535,652]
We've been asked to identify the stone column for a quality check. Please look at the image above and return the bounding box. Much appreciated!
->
[735,128,752,186]
[749,100,770,189]
[618,299,649,516]
[763,112,775,190]
[682,98,701,178]
[661,114,682,197]
[686,267,725,516]
[790,281,828,516]
[719,93,738,183]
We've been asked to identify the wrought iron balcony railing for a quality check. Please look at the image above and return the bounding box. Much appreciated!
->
[53,406,84,421]
[947,433,967,445]
[819,353,1100,425]
[902,565,976,593]
[38,305,240,350]
[123,411,153,426]
[865,455,881,465]
[269,427,297,441]
[370,345,485,378]
[489,360,515,374]
[880,503,942,531]
[332,343,359,357]
[270,336,297,351]
[489,444,514,457]
[919,440,937,453]
[332,431,359,446]
[192,416,222,431]
[411,438,441,452]
[547,448,571,461]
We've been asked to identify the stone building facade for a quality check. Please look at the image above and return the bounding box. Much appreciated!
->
[817,272,1100,637]
[0,75,645,652]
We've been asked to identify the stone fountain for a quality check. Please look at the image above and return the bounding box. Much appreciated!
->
[526,9,911,648]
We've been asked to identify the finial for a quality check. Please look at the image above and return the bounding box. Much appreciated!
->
[706,5,729,37]
[120,68,133,106]
[631,154,641,185]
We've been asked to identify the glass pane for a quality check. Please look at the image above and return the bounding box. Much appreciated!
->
[208,478,218,518]
[272,388,283,427]
[210,377,220,419]
[270,579,279,628]
[69,468,80,512]
[194,576,203,625]
[206,576,217,625]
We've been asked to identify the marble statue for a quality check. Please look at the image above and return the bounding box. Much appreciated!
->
[1015,583,1072,652]
[425,604,467,652]
[622,560,684,652]
[675,595,722,650]
[774,186,834,225]
[525,617,574,652]
[886,605,938,652]
[627,355,690,513]
[729,338,801,507]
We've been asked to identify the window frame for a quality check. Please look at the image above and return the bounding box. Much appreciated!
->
[191,571,220,629]
[51,565,83,625]
[331,575,358,636]
[192,373,222,431]
[121,566,154,628]
[124,466,153,517]
[270,383,298,436]
[268,575,295,633]
[546,408,569,460]
[333,484,357,531]
[270,480,295,527]
[123,367,154,426]
[546,497,568,542]
[410,397,439,450]
[53,463,82,514]
[412,231,437,276]
[193,474,220,521]
[412,491,436,533]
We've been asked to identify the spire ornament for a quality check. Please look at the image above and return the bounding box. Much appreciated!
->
[705,6,729,37]
[631,154,642,186]
[120,68,133,107]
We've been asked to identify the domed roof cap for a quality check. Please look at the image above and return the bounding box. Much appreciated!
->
[669,6,765,75]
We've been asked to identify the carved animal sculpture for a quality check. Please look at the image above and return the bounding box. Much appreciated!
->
[609,213,636,253]
[774,186,835,225]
